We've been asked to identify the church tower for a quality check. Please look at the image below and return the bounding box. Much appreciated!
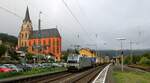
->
[18,7,32,49]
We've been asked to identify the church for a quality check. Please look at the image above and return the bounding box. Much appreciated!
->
[18,7,61,61]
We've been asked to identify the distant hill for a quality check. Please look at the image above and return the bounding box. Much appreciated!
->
[99,49,150,58]
[65,48,150,58]
[0,33,17,46]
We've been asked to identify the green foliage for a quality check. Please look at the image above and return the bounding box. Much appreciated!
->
[124,56,131,64]
[0,67,66,79]
[139,57,150,66]
[142,53,150,59]
[0,72,22,79]
[8,48,19,60]
[26,53,34,60]
[124,52,150,65]
[61,51,69,62]
[62,55,68,62]
[0,45,7,57]
[132,55,141,64]
[48,58,55,63]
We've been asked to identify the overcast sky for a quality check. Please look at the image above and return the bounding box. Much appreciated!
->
[0,0,150,50]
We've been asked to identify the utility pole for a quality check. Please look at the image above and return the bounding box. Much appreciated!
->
[116,38,126,72]
[129,41,133,64]
[95,34,98,57]
[37,11,42,63]
[129,41,138,64]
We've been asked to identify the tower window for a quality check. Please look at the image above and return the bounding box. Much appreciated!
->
[25,42,26,47]
[27,24,29,28]
[22,42,23,46]
[25,33,28,38]
[21,34,23,38]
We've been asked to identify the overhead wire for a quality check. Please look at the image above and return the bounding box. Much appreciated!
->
[62,0,93,41]
[0,5,22,19]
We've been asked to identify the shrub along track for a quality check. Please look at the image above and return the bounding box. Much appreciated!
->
[128,65,150,72]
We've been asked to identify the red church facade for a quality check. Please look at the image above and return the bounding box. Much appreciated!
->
[28,29,61,61]
[18,7,61,61]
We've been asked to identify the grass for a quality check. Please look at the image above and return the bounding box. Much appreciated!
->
[113,71,150,83]
[0,67,66,79]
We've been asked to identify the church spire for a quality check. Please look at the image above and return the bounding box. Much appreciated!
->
[23,6,31,22]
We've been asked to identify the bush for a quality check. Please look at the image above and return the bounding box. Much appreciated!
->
[124,56,131,64]
[0,45,7,57]
[142,53,150,59]
[132,55,141,64]
[0,72,21,79]
[139,57,150,66]
[26,53,34,60]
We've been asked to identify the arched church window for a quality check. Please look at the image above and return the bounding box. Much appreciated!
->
[21,34,23,38]
[22,42,23,46]
[27,24,30,28]
[25,33,28,38]
[25,42,26,47]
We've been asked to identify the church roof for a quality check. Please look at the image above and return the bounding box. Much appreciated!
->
[23,6,31,22]
[29,28,61,39]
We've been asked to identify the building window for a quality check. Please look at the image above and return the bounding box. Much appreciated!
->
[33,40,36,46]
[57,47,59,53]
[43,40,46,46]
[38,40,41,45]
[29,41,31,46]
[32,46,34,51]
[57,39,59,46]
[53,46,55,53]
[49,39,51,46]
[55,40,57,46]
[53,39,55,46]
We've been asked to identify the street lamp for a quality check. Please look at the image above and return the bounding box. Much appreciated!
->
[116,38,126,72]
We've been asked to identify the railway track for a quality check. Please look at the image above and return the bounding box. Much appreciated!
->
[1,64,107,83]
[65,65,106,83]
[35,65,106,83]
[0,71,69,83]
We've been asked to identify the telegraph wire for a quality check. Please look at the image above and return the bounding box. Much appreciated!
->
[62,0,93,41]
[0,5,22,19]
[23,1,89,47]
[38,11,84,47]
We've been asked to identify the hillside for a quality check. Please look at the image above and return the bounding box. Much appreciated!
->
[0,33,17,46]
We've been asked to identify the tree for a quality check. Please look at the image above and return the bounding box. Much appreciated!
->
[0,33,17,46]
[8,47,19,60]
[26,53,33,60]
[62,54,68,62]
[142,53,150,59]
[0,45,7,57]
[124,56,131,64]
[132,55,141,64]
